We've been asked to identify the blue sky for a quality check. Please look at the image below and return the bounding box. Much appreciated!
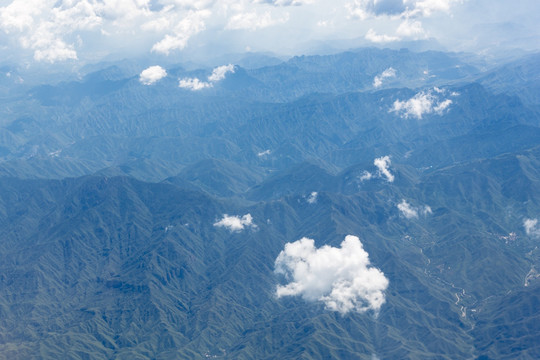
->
[0,0,538,65]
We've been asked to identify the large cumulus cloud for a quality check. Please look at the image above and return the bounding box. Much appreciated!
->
[275,235,389,314]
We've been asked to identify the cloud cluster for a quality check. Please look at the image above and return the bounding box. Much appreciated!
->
[524,218,540,237]
[374,155,394,182]
[139,65,167,85]
[179,63,235,90]
[390,88,453,119]
[275,235,389,314]
[373,67,396,88]
[214,213,256,232]
[397,199,432,219]
[0,0,101,62]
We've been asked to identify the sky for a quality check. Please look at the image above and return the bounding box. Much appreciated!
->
[0,0,538,66]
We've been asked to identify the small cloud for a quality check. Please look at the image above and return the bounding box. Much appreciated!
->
[306,191,318,204]
[434,99,452,113]
[397,200,432,219]
[347,0,406,20]
[374,155,394,182]
[257,149,271,157]
[390,88,453,119]
[359,171,374,181]
[179,77,212,90]
[397,200,418,219]
[365,28,400,43]
[373,67,396,88]
[524,218,540,237]
[275,235,389,314]
[208,64,235,82]
[214,214,256,232]
[139,65,167,85]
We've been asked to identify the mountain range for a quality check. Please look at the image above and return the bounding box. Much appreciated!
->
[0,47,539,359]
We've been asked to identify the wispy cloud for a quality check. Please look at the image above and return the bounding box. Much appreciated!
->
[214,214,256,232]
[257,149,271,157]
[178,77,213,90]
[397,199,432,219]
[151,10,210,55]
[226,11,289,31]
[139,65,167,85]
[365,28,400,43]
[390,88,453,119]
[374,155,394,182]
[208,64,235,82]
[373,67,396,88]
[359,170,374,181]
[275,235,389,314]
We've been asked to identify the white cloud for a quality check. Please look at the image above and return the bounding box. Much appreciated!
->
[434,99,452,112]
[374,155,394,182]
[214,214,256,232]
[390,88,453,119]
[226,11,289,31]
[397,199,432,219]
[307,191,318,204]
[409,0,460,17]
[275,235,389,314]
[359,171,373,181]
[524,218,540,237]
[397,200,418,219]
[255,0,312,5]
[257,149,271,157]
[373,67,396,88]
[179,63,235,91]
[365,28,400,43]
[179,77,213,90]
[139,65,167,85]
[396,18,426,39]
[151,10,209,55]
[208,64,235,82]
[0,0,102,62]
[32,38,78,62]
